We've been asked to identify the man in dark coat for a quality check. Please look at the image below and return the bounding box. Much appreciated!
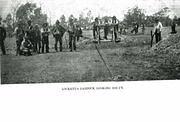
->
[41,22,50,53]
[93,17,101,40]
[67,18,76,51]
[171,18,177,34]
[26,20,35,51]
[53,20,66,52]
[34,24,42,53]
[112,16,118,42]
[0,21,6,55]
[14,22,25,56]
[104,18,109,40]
[75,24,82,42]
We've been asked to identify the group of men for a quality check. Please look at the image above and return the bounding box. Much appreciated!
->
[0,18,83,56]
[0,16,178,55]
[92,16,119,43]
[14,20,52,56]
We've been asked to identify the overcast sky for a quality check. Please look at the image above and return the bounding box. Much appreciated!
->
[1,0,180,23]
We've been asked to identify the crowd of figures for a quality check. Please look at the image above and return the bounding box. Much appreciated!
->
[0,16,178,56]
[0,18,83,56]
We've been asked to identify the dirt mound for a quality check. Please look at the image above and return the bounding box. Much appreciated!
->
[142,33,180,79]
[149,34,180,54]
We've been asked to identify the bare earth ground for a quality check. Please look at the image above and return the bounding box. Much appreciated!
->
[1,27,180,84]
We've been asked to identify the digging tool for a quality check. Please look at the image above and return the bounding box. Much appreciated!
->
[151,30,154,47]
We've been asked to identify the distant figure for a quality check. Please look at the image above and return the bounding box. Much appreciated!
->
[34,24,42,53]
[67,18,76,51]
[112,16,119,42]
[135,23,139,34]
[104,18,109,40]
[142,23,145,34]
[153,18,163,43]
[75,24,83,42]
[0,21,6,55]
[131,22,139,34]
[14,22,25,56]
[53,20,66,52]
[41,22,50,53]
[171,18,177,34]
[119,23,123,35]
[93,17,101,41]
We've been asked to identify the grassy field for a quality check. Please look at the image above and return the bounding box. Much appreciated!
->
[1,26,180,84]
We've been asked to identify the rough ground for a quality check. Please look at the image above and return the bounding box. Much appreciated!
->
[1,27,180,84]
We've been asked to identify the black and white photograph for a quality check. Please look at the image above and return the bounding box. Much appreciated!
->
[0,0,180,84]
[1,1,180,122]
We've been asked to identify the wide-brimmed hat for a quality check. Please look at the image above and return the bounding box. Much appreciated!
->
[112,16,116,19]
[43,22,48,27]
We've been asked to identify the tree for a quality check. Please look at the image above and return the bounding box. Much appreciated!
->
[16,2,36,21]
[11,0,21,29]
[31,7,48,27]
[123,6,146,26]
[15,2,47,27]
[86,10,93,24]
[153,7,172,26]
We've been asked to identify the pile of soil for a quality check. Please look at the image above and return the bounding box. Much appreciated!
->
[145,33,180,79]
[149,34,180,54]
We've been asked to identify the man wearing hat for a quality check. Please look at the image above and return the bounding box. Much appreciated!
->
[112,16,119,42]
[153,18,163,43]
[26,20,35,51]
[41,22,50,53]
[67,18,76,51]
[93,17,101,41]
[171,17,177,34]
[52,20,66,52]
[75,24,82,42]
[104,18,109,40]
[34,24,42,53]
[14,21,25,56]
[0,19,7,55]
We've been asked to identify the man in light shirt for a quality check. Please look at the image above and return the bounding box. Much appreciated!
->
[153,18,163,43]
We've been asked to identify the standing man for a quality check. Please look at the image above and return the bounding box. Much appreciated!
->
[0,21,6,55]
[112,16,119,42]
[53,20,66,52]
[14,22,25,56]
[41,22,50,53]
[34,24,42,53]
[104,18,109,40]
[153,18,163,43]
[67,18,76,52]
[171,17,177,34]
[26,20,35,51]
[142,23,145,34]
[75,24,82,42]
[135,22,139,34]
[93,18,101,41]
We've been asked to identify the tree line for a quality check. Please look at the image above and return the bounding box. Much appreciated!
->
[1,2,180,37]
